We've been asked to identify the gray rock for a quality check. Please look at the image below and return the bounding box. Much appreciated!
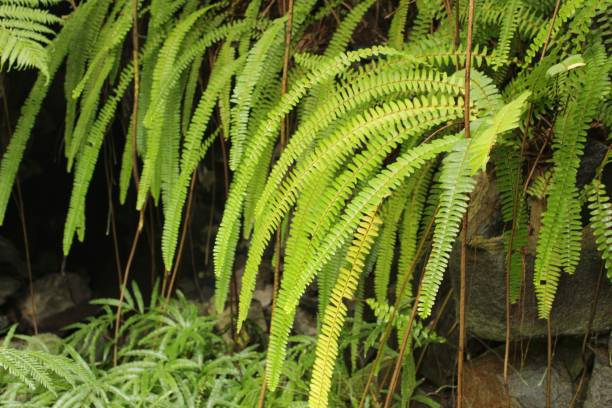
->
[507,357,573,408]
[253,283,274,309]
[584,348,612,408]
[463,346,574,408]
[0,275,21,305]
[0,236,25,278]
[294,308,317,336]
[19,273,91,328]
[448,171,612,341]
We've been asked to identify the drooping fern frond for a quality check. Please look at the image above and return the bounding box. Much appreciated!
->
[396,162,435,302]
[534,45,609,318]
[240,95,466,329]
[0,0,99,225]
[308,210,381,408]
[160,51,241,271]
[587,179,612,281]
[137,6,214,209]
[265,135,461,390]
[494,145,529,304]
[388,0,411,49]
[418,91,530,318]
[374,180,411,303]
[213,46,397,313]
[527,169,554,199]
[0,0,62,78]
[63,63,134,255]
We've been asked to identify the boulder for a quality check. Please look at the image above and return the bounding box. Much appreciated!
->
[463,345,574,408]
[448,171,612,341]
[584,347,612,408]
[19,273,91,329]
[0,275,21,305]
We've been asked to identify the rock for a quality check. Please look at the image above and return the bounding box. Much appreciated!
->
[584,348,612,408]
[253,284,274,309]
[19,273,91,329]
[247,299,267,332]
[294,308,317,336]
[0,275,21,305]
[463,345,574,408]
[0,236,25,278]
[448,170,612,341]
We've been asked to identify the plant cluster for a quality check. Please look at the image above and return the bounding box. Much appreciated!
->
[0,0,610,407]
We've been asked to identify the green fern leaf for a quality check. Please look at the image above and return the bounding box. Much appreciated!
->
[308,210,381,408]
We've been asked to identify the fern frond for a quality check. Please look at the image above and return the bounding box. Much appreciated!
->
[418,92,530,318]
[587,179,612,281]
[308,211,381,408]
[63,63,134,255]
[240,96,466,329]
[137,6,214,209]
[213,46,397,313]
[491,0,520,69]
[265,135,460,390]
[523,0,585,67]
[534,46,609,318]
[396,162,435,302]
[527,169,553,199]
[494,145,528,304]
[0,0,98,224]
[0,0,61,77]
[388,0,410,49]
[229,17,285,171]
[374,180,411,303]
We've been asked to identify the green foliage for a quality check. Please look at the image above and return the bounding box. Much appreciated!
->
[0,0,62,78]
[534,44,609,318]
[587,179,612,281]
[0,0,610,406]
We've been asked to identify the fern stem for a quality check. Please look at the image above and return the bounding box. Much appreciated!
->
[546,316,552,408]
[457,1,476,407]
[113,204,146,367]
[103,142,122,285]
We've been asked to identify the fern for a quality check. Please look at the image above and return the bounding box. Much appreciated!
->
[374,179,411,303]
[308,210,381,408]
[213,46,396,313]
[388,0,411,49]
[0,0,99,224]
[534,45,609,318]
[396,162,435,302]
[266,135,461,390]
[494,145,529,303]
[587,179,612,281]
[0,0,61,78]
[419,92,530,318]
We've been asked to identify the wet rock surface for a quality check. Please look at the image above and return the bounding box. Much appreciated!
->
[463,345,574,408]
[19,272,91,329]
[448,171,612,341]
[584,347,612,408]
